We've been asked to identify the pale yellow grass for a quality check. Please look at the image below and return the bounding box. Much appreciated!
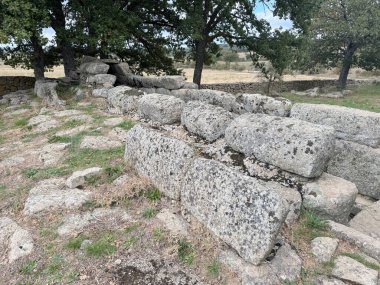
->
[1,63,378,84]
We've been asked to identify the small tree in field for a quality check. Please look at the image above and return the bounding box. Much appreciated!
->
[307,0,380,89]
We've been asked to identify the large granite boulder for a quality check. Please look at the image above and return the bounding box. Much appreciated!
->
[327,140,380,199]
[181,158,288,265]
[291,103,380,147]
[349,200,380,239]
[235,93,292,117]
[125,125,195,200]
[86,74,116,87]
[225,113,336,178]
[303,173,358,223]
[138,94,184,124]
[133,75,186,90]
[79,60,110,75]
[181,101,234,142]
[107,86,143,114]
[171,89,238,112]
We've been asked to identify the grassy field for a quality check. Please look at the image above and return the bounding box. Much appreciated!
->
[282,84,380,113]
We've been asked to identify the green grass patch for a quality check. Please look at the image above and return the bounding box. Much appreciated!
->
[294,209,329,243]
[124,223,140,234]
[15,118,28,127]
[105,165,124,182]
[142,208,156,219]
[144,189,161,201]
[116,120,135,131]
[177,240,195,266]
[282,83,380,113]
[44,254,64,275]
[23,167,70,180]
[207,259,220,278]
[85,234,117,257]
[123,235,141,249]
[48,135,73,144]
[62,119,84,129]
[64,235,89,250]
[19,260,37,275]
[340,253,380,270]
[153,227,165,241]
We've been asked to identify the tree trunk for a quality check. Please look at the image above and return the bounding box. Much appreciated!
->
[49,0,76,78]
[31,35,45,80]
[193,40,207,86]
[337,43,358,90]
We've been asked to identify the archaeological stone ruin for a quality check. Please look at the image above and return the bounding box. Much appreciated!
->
[1,56,380,285]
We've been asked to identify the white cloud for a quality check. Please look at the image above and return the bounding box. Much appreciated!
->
[256,11,293,30]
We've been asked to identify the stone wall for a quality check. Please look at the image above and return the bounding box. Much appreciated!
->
[0,76,35,97]
[201,79,361,94]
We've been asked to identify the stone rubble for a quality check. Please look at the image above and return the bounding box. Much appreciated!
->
[66,167,103,188]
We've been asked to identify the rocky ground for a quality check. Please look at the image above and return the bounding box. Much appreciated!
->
[0,88,379,285]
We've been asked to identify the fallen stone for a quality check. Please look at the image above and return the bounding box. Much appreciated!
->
[0,217,33,264]
[125,125,194,200]
[112,174,130,186]
[220,242,302,284]
[66,167,103,188]
[92,88,110,98]
[171,89,238,112]
[181,158,288,265]
[80,136,123,149]
[39,143,71,166]
[275,186,302,226]
[351,194,376,215]
[311,237,339,262]
[86,74,116,87]
[235,93,292,117]
[155,87,172,95]
[327,140,380,199]
[349,200,380,239]
[328,221,380,262]
[33,120,59,132]
[0,156,25,167]
[156,209,188,236]
[303,173,358,223]
[291,103,380,147]
[181,101,234,142]
[138,94,184,124]
[58,208,130,236]
[182,82,198,89]
[53,109,83,117]
[79,61,110,75]
[107,86,143,114]
[34,80,65,106]
[331,256,378,285]
[103,117,124,126]
[225,113,336,178]
[28,115,51,126]
[23,178,92,216]
[136,75,186,90]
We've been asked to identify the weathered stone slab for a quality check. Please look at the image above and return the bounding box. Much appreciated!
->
[332,256,378,285]
[103,117,124,126]
[0,217,34,264]
[291,103,380,147]
[80,136,123,149]
[181,101,234,142]
[220,242,302,284]
[39,143,71,166]
[171,89,238,112]
[138,94,184,124]
[53,109,83,117]
[79,61,110,75]
[137,75,186,90]
[181,158,288,265]
[349,200,380,239]
[311,237,339,262]
[107,86,143,114]
[66,167,103,188]
[125,125,194,200]
[351,194,376,215]
[23,178,92,216]
[92,88,110,98]
[328,221,380,262]
[303,173,358,223]
[58,208,130,236]
[86,74,116,87]
[225,113,336,178]
[236,93,292,117]
[327,140,380,199]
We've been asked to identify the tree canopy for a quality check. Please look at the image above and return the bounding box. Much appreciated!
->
[305,0,380,89]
